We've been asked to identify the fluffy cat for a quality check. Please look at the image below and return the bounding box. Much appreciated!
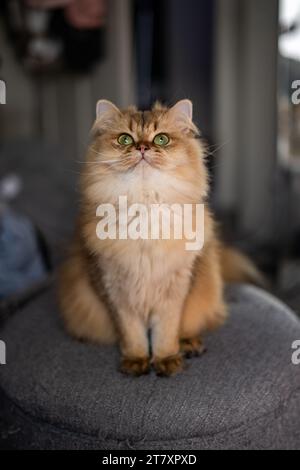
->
[59,99,263,377]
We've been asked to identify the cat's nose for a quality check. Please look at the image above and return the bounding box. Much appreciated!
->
[137,144,148,155]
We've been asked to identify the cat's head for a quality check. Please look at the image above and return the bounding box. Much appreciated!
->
[84,100,208,203]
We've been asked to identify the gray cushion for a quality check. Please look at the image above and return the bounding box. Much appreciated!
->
[0,284,300,450]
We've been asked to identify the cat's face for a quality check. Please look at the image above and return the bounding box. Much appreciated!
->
[83,100,208,203]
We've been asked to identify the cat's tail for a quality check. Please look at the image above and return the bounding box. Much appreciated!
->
[219,245,267,288]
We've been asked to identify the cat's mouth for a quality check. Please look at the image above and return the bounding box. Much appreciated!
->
[136,154,151,167]
[127,151,159,172]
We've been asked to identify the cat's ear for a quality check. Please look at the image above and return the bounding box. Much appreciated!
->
[170,100,193,121]
[96,100,120,120]
[169,100,198,135]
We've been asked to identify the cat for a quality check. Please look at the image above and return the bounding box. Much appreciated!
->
[59,99,264,377]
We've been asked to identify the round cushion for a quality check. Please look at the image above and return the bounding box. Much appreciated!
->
[0,284,300,450]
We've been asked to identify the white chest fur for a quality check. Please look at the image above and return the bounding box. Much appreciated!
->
[100,239,197,319]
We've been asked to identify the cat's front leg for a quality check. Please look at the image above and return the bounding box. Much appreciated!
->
[117,311,150,376]
[151,299,185,377]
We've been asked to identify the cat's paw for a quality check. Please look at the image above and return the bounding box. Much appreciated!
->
[153,353,184,377]
[120,357,151,377]
[180,337,207,359]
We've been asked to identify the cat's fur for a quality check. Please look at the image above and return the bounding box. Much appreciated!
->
[59,99,262,377]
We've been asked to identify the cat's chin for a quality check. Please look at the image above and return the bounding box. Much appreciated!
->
[132,157,154,175]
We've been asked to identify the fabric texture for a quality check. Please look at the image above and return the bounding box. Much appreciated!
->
[0,284,300,450]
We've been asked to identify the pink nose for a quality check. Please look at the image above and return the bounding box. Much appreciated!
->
[138,144,147,155]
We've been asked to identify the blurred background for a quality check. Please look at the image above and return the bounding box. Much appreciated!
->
[0,0,299,313]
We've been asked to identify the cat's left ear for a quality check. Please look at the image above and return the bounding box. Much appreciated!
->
[170,100,193,121]
[96,100,120,120]
[169,99,198,135]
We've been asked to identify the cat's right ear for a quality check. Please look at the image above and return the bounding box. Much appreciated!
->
[171,100,193,121]
[96,100,120,120]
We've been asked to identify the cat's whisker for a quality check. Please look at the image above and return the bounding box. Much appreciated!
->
[76,160,104,165]
[88,159,128,165]
[204,140,231,159]
[95,160,120,164]
[61,169,84,176]
[88,147,113,158]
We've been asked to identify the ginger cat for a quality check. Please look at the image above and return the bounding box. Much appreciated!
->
[59,99,263,377]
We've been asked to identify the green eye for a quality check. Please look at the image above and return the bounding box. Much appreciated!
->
[154,133,170,146]
[118,134,134,146]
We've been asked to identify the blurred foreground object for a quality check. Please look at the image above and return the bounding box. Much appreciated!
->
[1,0,107,72]
[26,0,72,7]
[0,210,47,299]
[0,175,47,300]
[65,0,107,29]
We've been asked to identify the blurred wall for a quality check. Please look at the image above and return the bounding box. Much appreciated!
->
[214,0,279,243]
[165,0,215,139]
